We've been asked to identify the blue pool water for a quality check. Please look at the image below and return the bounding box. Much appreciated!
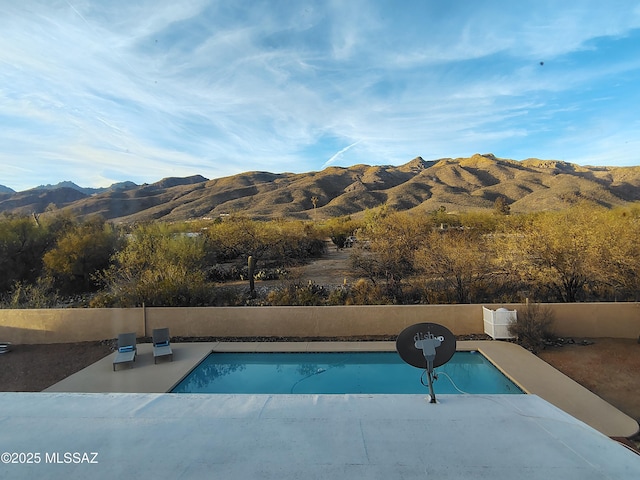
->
[171,351,523,394]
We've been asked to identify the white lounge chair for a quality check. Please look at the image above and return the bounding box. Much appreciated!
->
[152,328,173,364]
[113,333,137,371]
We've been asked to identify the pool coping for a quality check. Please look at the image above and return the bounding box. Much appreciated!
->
[46,340,639,438]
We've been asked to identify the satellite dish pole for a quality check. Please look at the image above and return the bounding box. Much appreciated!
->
[414,331,441,403]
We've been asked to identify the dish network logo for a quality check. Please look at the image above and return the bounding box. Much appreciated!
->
[414,331,445,354]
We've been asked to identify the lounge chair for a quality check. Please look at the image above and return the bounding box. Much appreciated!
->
[152,328,173,364]
[113,332,137,371]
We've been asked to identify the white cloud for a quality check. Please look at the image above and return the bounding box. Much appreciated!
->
[1,1,639,190]
[322,141,362,169]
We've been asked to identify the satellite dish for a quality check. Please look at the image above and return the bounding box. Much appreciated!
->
[396,323,456,403]
[396,323,456,369]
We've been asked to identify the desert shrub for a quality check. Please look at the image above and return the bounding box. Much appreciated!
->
[330,233,349,250]
[208,287,245,306]
[415,228,494,303]
[43,216,120,294]
[418,281,450,304]
[394,283,424,304]
[206,264,240,282]
[88,291,117,308]
[508,302,555,352]
[1,278,59,309]
[94,224,216,307]
[326,286,350,305]
[345,279,390,305]
[266,280,327,306]
[0,215,51,292]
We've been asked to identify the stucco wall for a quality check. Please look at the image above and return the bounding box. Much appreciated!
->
[1,303,639,344]
[0,308,142,344]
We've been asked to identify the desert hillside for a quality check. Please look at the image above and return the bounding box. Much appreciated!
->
[2,154,640,222]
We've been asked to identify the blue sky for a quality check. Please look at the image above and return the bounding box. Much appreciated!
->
[2,0,640,191]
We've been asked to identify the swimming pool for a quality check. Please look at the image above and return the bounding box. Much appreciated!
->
[171,351,523,394]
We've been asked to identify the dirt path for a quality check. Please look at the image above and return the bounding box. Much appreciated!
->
[293,240,358,285]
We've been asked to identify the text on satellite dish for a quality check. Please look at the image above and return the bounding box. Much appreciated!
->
[414,332,445,343]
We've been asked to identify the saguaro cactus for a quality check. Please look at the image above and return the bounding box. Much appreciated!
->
[248,255,256,298]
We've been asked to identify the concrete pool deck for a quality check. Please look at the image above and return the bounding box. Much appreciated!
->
[45,340,638,438]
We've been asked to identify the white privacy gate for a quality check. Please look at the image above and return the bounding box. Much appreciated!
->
[482,306,517,339]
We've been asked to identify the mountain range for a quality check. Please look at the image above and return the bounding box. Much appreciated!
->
[2,154,640,223]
